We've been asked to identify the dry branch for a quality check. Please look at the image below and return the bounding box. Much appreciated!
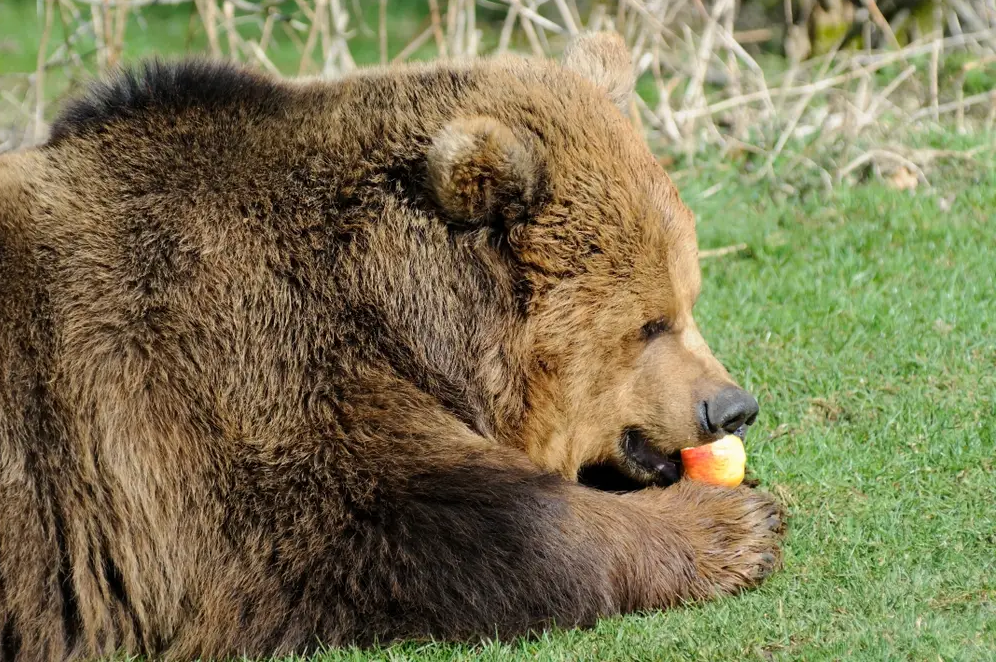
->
[700,243,749,258]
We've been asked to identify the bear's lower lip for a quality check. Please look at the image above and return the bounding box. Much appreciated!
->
[621,428,683,487]
[577,429,684,492]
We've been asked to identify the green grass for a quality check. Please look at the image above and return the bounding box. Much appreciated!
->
[282,142,993,662]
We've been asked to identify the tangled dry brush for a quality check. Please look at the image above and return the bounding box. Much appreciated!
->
[2,0,995,189]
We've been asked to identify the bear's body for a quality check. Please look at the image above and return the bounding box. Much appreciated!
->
[0,36,782,660]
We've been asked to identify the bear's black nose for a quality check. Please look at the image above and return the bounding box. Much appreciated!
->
[703,387,759,436]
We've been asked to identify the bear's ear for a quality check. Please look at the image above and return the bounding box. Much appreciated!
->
[427,116,543,229]
[562,31,635,112]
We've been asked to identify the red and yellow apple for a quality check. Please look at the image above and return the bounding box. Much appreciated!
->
[680,435,746,487]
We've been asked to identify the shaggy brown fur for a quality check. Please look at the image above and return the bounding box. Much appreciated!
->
[0,33,783,660]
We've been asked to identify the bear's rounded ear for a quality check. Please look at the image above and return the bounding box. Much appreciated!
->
[427,116,543,229]
[562,31,635,112]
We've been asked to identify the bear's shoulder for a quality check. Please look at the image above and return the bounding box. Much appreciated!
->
[48,59,290,145]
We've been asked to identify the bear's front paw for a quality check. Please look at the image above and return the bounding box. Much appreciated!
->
[675,481,786,596]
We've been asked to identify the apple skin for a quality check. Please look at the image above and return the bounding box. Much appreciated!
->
[680,435,746,487]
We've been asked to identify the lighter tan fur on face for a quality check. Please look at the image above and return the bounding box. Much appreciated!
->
[513,34,742,481]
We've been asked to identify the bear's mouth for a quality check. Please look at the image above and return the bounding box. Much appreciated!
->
[578,428,683,492]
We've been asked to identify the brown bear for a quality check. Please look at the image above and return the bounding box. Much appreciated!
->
[0,32,782,660]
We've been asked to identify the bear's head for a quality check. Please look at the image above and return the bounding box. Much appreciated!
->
[426,33,758,487]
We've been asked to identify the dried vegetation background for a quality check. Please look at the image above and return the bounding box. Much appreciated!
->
[2,0,995,191]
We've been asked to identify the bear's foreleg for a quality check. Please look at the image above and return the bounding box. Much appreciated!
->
[201,403,783,655]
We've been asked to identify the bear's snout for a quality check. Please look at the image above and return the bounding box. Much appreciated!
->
[700,386,759,439]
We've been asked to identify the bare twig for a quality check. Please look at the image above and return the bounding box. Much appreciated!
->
[33,0,57,144]
[506,0,544,57]
[497,3,519,54]
[393,24,434,63]
[912,90,996,119]
[682,0,728,115]
[837,149,929,184]
[733,28,774,44]
[551,0,578,35]
[930,23,941,120]
[504,0,564,35]
[865,0,904,51]
[110,0,130,68]
[700,243,748,258]
[246,40,281,76]
[427,0,447,57]
[296,0,324,74]
[196,0,222,58]
[223,0,239,60]
[379,0,388,64]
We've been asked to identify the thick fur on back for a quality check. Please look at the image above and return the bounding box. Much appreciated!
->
[0,45,783,660]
